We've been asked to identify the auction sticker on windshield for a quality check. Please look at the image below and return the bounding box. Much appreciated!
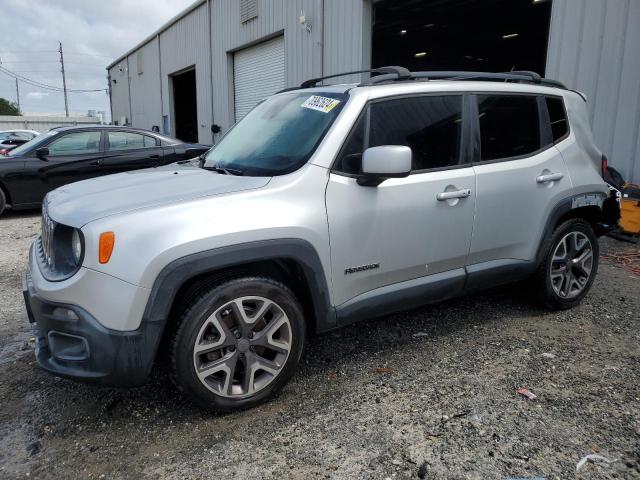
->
[301,95,341,113]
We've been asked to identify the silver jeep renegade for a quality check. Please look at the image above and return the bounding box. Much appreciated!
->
[23,68,619,411]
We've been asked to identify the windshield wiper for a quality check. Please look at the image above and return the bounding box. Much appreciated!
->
[203,165,244,176]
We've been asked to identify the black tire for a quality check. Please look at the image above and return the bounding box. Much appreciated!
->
[533,218,599,310]
[0,188,6,217]
[170,276,306,412]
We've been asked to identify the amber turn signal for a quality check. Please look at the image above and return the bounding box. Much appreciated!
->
[99,232,115,264]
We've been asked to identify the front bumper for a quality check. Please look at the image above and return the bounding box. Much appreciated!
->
[23,264,162,387]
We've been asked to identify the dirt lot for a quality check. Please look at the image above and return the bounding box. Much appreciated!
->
[0,210,638,479]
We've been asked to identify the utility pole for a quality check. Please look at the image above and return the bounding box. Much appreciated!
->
[58,41,69,117]
[15,79,20,112]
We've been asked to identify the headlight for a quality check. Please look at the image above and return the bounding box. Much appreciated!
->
[36,218,84,281]
[72,229,83,264]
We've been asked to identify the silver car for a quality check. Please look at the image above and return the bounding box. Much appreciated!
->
[23,68,619,411]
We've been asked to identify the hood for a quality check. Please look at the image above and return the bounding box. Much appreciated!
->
[47,163,271,227]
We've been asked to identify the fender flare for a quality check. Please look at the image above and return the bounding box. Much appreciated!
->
[535,191,609,266]
[141,238,336,336]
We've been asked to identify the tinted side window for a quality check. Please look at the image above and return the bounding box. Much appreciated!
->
[546,97,568,142]
[144,135,158,147]
[478,95,540,161]
[369,96,463,171]
[107,131,151,150]
[47,131,102,156]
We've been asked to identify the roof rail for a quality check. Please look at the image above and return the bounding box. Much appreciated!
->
[293,66,567,92]
[299,66,410,89]
[358,69,567,89]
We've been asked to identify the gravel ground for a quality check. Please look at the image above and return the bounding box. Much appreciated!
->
[0,210,638,480]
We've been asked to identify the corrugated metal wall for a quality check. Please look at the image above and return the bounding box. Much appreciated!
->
[128,38,162,132]
[107,0,371,144]
[323,0,372,84]
[159,2,212,144]
[108,61,131,125]
[546,0,640,183]
[209,0,323,134]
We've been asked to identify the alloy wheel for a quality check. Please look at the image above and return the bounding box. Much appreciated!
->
[192,296,292,398]
[550,231,594,299]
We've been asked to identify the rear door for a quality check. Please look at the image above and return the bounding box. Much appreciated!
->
[101,130,164,175]
[20,129,104,204]
[326,94,476,308]
[467,93,572,272]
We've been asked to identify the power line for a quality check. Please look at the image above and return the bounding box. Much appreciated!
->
[0,64,106,93]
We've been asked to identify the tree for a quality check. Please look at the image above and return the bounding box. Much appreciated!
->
[0,98,21,116]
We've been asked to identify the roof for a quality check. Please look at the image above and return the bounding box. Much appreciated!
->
[106,0,205,70]
[48,125,164,134]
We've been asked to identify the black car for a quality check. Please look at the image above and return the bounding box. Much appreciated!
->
[0,126,210,216]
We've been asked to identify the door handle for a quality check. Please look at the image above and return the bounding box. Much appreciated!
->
[536,172,564,183]
[436,189,471,201]
[89,160,101,166]
[149,154,160,159]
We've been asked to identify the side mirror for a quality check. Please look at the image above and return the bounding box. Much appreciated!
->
[357,146,412,187]
[35,147,50,159]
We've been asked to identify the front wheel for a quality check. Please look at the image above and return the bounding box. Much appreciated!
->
[534,219,599,309]
[170,277,306,412]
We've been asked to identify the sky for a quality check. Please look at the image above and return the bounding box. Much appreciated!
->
[0,0,195,120]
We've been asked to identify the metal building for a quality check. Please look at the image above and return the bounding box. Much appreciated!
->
[107,0,640,182]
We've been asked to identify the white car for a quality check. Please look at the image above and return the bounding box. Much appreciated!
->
[0,129,39,154]
[23,68,619,411]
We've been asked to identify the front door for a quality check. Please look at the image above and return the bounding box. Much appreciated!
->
[20,129,104,204]
[326,94,476,307]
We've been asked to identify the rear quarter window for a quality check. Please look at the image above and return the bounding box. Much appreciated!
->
[546,97,569,142]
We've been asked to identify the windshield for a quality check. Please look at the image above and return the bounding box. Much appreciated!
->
[8,130,58,156]
[203,91,347,176]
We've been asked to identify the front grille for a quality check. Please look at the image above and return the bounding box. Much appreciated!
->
[40,204,56,270]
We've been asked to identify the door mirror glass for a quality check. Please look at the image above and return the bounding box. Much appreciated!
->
[358,146,411,186]
[35,147,49,158]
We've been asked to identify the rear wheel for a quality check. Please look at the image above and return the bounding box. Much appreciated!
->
[170,277,306,411]
[534,219,599,309]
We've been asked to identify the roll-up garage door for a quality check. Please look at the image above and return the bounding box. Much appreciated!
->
[233,35,285,122]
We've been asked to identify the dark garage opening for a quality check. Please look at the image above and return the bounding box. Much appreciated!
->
[372,0,552,75]
[172,68,198,143]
